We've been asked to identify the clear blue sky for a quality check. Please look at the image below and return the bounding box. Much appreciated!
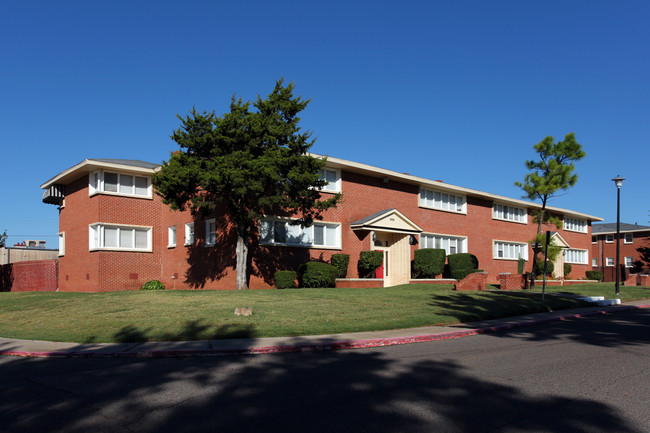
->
[1,1,648,248]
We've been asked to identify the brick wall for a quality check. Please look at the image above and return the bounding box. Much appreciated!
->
[0,260,58,292]
[591,230,650,281]
[454,272,488,291]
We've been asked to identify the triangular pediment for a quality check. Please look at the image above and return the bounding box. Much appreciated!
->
[550,232,570,248]
[351,209,422,234]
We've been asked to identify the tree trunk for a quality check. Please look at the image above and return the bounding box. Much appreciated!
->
[529,200,547,290]
[235,224,249,290]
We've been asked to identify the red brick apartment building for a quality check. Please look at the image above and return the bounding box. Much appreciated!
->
[591,223,650,281]
[41,156,602,292]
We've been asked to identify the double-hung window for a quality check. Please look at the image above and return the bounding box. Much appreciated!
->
[420,233,467,255]
[492,203,527,223]
[564,217,587,233]
[625,257,633,268]
[419,188,466,213]
[89,224,151,251]
[605,234,614,243]
[606,257,615,266]
[260,217,341,248]
[185,223,195,246]
[318,168,341,193]
[624,233,633,244]
[493,241,528,260]
[205,219,216,246]
[168,226,177,248]
[564,249,588,264]
[89,170,151,198]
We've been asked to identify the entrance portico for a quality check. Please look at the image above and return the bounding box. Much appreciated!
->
[351,209,422,287]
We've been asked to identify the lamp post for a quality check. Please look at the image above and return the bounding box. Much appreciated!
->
[612,175,625,296]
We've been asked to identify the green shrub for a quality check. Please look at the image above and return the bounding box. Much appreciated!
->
[563,263,572,278]
[330,253,350,278]
[413,248,446,278]
[451,269,484,281]
[534,258,554,277]
[140,280,165,291]
[298,262,337,288]
[447,253,479,272]
[274,270,297,289]
[357,251,384,278]
[585,270,603,281]
[517,257,526,274]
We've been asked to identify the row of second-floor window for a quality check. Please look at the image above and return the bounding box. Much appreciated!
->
[564,217,587,233]
[594,257,635,267]
[89,170,152,198]
[492,203,527,223]
[419,188,466,213]
[594,233,634,244]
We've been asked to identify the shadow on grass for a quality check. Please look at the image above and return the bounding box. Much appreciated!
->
[105,320,257,343]
[0,336,643,432]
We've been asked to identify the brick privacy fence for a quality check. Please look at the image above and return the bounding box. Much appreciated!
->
[0,260,58,292]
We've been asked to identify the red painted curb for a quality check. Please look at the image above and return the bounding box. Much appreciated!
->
[2,304,648,358]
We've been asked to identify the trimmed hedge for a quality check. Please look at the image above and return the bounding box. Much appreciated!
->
[413,248,446,278]
[330,253,350,278]
[534,258,554,277]
[564,263,572,278]
[451,269,484,280]
[140,280,165,291]
[299,262,337,288]
[447,253,479,271]
[358,251,384,278]
[274,270,297,289]
[586,270,603,281]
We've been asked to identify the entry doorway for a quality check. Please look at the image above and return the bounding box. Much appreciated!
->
[373,231,410,287]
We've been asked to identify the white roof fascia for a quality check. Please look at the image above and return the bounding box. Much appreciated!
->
[41,159,157,189]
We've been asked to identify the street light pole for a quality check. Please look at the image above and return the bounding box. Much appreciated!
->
[612,175,625,296]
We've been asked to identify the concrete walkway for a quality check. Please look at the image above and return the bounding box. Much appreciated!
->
[1,300,648,359]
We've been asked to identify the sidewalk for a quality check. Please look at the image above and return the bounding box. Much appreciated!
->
[1,300,648,359]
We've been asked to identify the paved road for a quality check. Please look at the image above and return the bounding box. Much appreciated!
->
[1,308,648,433]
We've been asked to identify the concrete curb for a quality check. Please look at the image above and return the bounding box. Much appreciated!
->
[2,303,648,359]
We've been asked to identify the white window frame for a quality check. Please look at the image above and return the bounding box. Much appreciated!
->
[624,233,633,244]
[605,234,614,243]
[606,257,615,267]
[318,167,341,193]
[592,258,598,267]
[564,248,588,265]
[88,170,152,199]
[168,226,176,248]
[492,203,527,224]
[624,257,633,268]
[205,219,216,246]
[58,232,65,256]
[419,188,467,214]
[260,217,341,249]
[592,236,597,244]
[564,217,588,233]
[419,233,467,255]
[89,223,152,252]
[185,223,195,246]
[493,240,529,260]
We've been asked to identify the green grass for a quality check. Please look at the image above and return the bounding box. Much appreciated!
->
[0,283,647,344]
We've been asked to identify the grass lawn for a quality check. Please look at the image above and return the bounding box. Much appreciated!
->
[0,283,647,344]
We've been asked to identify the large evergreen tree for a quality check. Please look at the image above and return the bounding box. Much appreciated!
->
[515,133,585,288]
[153,80,341,289]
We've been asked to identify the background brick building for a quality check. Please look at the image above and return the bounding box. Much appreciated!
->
[591,223,650,281]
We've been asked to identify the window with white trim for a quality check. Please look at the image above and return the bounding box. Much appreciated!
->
[624,233,633,244]
[606,257,614,266]
[493,241,528,260]
[58,232,65,256]
[318,168,341,193]
[89,224,151,251]
[419,188,466,213]
[592,258,598,267]
[260,218,341,248]
[420,233,467,255]
[592,236,597,244]
[564,249,588,264]
[605,234,614,243]
[625,257,633,268]
[205,219,216,246]
[564,217,587,233]
[185,223,195,246]
[492,203,527,223]
[89,170,151,198]
[168,226,176,248]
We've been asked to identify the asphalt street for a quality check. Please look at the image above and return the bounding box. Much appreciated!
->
[1,308,648,433]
